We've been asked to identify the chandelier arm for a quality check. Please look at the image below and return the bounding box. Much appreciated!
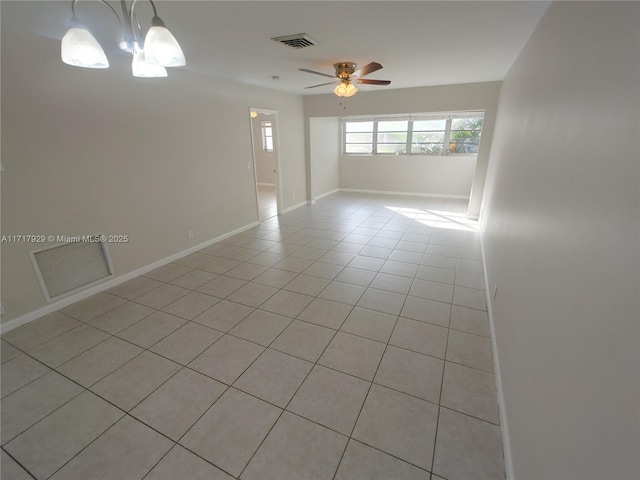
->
[70,0,123,29]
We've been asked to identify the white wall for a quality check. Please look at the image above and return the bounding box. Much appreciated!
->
[1,30,306,324]
[303,82,501,215]
[480,2,640,479]
[339,154,476,198]
[251,114,276,185]
[309,117,340,199]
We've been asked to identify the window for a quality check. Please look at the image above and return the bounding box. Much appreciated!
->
[342,113,483,156]
[261,121,273,152]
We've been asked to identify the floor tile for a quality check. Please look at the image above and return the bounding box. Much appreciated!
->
[145,263,193,282]
[380,260,418,278]
[319,251,355,266]
[150,322,223,365]
[274,256,314,273]
[61,292,127,321]
[335,267,377,287]
[1,354,50,398]
[246,251,287,267]
[270,320,335,362]
[387,249,423,265]
[131,368,226,440]
[91,351,181,411]
[369,236,399,249]
[319,281,366,305]
[1,371,83,444]
[181,388,281,477]
[50,415,172,480]
[146,445,234,480]
[400,296,451,327]
[223,247,261,262]
[450,305,490,337]
[319,332,385,381]
[107,276,163,300]
[288,365,370,435]
[390,317,448,358]
[410,279,454,303]
[117,311,186,349]
[395,240,428,253]
[252,268,298,288]
[135,283,190,309]
[331,241,364,254]
[352,384,438,470]
[441,362,499,424]
[453,286,487,311]
[229,309,292,346]
[88,302,155,334]
[242,411,347,480]
[302,261,345,280]
[5,391,124,480]
[174,252,215,268]
[284,274,330,296]
[374,346,443,403]
[1,450,32,480]
[446,330,494,372]
[225,262,269,281]
[357,288,406,315]
[0,340,21,364]
[370,272,413,294]
[197,275,247,298]
[162,291,220,319]
[261,290,314,318]
[199,257,241,274]
[29,325,109,368]
[455,271,485,290]
[359,245,393,259]
[433,408,505,480]
[298,298,353,330]
[292,246,329,261]
[416,265,456,284]
[349,256,385,272]
[2,312,81,351]
[335,439,430,480]
[57,336,143,387]
[226,282,279,307]
[456,258,483,274]
[192,300,254,332]
[340,307,397,343]
[189,335,264,384]
[421,254,457,269]
[234,349,313,408]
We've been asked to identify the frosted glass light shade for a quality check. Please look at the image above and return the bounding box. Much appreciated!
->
[334,81,357,97]
[344,83,358,97]
[144,17,185,67]
[333,82,347,97]
[61,27,109,68]
[132,51,167,77]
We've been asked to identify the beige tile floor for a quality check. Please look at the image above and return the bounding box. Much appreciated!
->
[258,185,277,220]
[1,192,504,480]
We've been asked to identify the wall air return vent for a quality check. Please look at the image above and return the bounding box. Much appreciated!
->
[30,236,114,301]
[271,33,319,49]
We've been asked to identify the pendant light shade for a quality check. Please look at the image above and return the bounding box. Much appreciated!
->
[132,51,167,77]
[61,23,109,69]
[143,16,186,67]
[333,81,358,98]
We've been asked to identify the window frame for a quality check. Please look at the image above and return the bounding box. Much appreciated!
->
[341,112,484,157]
[261,121,274,153]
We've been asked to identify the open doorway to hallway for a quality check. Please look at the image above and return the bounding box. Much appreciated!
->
[249,108,281,221]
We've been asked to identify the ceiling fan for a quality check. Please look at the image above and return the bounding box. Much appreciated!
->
[300,62,391,97]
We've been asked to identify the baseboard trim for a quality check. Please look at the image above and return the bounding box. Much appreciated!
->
[257,182,276,187]
[280,201,309,215]
[313,188,340,203]
[0,221,260,334]
[479,232,514,480]
[339,188,470,200]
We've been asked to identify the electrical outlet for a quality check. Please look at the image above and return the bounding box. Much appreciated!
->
[493,284,498,300]
[187,230,194,240]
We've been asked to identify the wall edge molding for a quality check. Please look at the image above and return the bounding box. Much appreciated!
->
[339,188,470,200]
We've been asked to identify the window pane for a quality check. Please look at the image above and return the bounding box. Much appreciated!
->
[264,127,272,136]
[346,144,373,154]
[451,118,483,131]
[346,132,373,143]
[377,132,407,143]
[411,143,444,154]
[378,120,408,132]
[413,119,446,130]
[377,144,406,154]
[345,121,373,133]
[265,137,273,151]
[412,131,445,143]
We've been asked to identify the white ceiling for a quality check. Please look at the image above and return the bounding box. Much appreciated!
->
[1,1,550,95]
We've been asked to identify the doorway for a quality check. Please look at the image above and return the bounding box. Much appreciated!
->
[249,108,281,221]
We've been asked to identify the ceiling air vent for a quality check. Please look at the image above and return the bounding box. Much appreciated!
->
[271,33,319,49]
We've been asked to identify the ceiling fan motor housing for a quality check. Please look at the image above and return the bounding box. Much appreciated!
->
[334,62,357,80]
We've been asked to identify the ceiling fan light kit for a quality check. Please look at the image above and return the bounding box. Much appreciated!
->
[61,0,185,78]
[301,61,391,97]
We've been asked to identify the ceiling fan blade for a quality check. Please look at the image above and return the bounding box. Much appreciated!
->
[305,82,336,89]
[355,62,383,78]
[356,79,391,85]
[299,68,336,79]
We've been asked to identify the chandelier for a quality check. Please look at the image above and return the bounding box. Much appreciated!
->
[61,0,186,78]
